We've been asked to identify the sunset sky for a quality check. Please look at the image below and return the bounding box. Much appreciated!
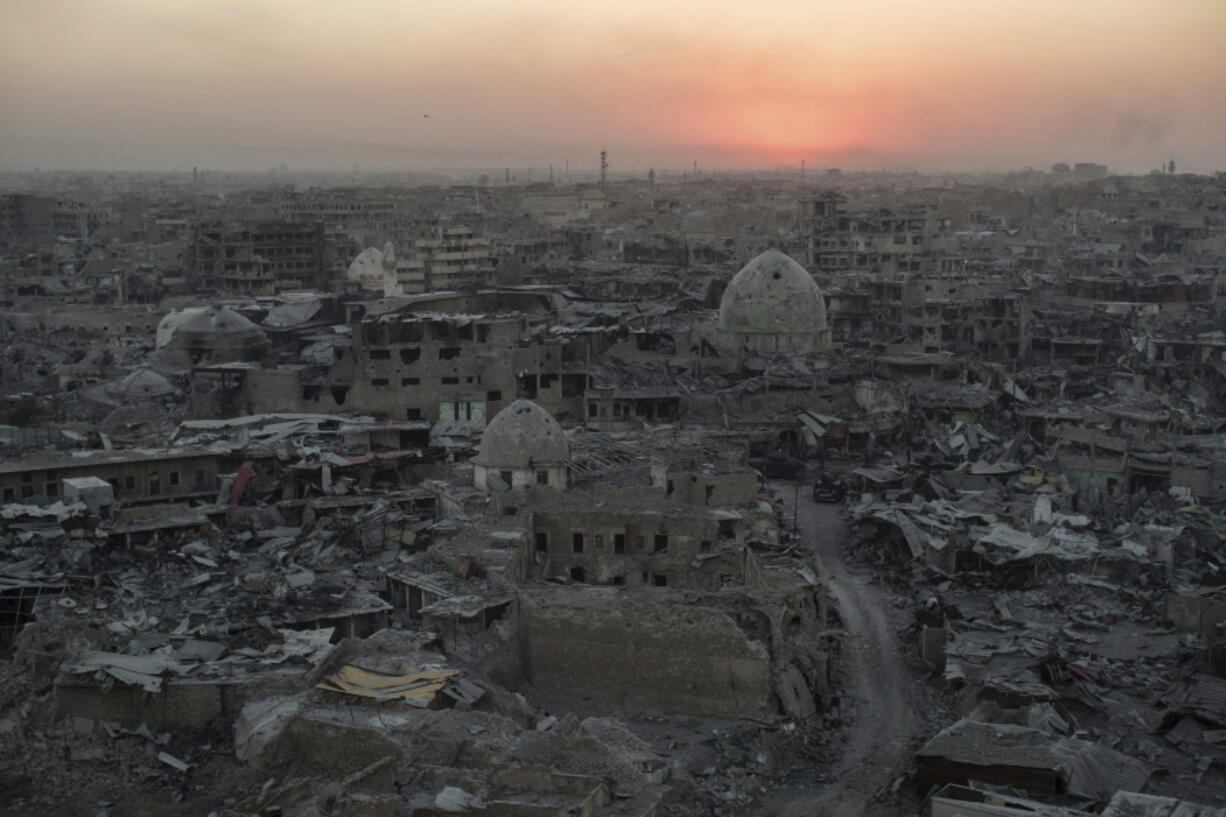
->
[1,0,1223,173]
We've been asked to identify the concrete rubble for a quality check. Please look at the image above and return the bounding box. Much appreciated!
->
[0,165,1225,814]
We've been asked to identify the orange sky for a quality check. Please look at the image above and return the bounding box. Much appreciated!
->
[1,0,1223,172]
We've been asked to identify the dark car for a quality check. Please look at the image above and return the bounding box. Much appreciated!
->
[748,453,806,480]
[812,472,847,503]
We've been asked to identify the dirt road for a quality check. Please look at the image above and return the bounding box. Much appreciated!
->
[774,483,917,816]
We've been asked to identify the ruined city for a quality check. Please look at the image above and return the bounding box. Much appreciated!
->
[2,2,1226,816]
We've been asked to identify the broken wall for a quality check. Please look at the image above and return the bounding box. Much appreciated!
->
[516,589,772,718]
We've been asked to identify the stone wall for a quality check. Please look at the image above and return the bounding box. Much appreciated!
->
[54,675,300,732]
[516,588,772,718]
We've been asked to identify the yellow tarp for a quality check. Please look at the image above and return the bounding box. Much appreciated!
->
[1017,471,1071,491]
[316,665,458,703]
[384,526,417,546]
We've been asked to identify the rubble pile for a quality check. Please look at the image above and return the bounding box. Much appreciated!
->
[2,165,1226,814]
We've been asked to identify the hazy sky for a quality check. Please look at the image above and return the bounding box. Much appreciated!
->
[2,0,1224,173]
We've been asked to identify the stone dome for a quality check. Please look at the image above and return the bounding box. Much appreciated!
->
[165,305,270,363]
[717,249,829,352]
[106,367,177,399]
[176,305,262,337]
[475,400,568,469]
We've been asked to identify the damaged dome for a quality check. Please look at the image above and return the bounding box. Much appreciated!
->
[165,305,270,364]
[717,249,829,353]
[347,241,396,291]
[475,399,568,469]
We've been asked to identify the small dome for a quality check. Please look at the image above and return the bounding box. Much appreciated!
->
[106,367,177,399]
[718,249,827,341]
[347,247,388,289]
[475,400,568,469]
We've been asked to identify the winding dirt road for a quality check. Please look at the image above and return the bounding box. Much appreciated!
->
[774,484,917,817]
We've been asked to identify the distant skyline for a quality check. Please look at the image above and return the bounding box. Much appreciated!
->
[2,0,1224,174]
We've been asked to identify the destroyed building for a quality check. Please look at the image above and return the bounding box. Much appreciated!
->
[3,164,1226,816]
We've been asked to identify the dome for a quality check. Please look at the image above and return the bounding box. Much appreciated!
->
[156,307,208,349]
[475,400,568,469]
[165,305,270,362]
[176,305,262,336]
[717,249,829,351]
[106,367,177,399]
[347,246,389,290]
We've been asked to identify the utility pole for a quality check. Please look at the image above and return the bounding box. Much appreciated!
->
[794,483,799,531]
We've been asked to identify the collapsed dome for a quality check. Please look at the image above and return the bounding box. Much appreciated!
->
[347,246,389,290]
[475,399,568,470]
[156,307,208,349]
[717,249,830,353]
[166,305,270,362]
[106,367,177,399]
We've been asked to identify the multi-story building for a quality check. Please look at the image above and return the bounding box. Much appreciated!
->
[0,194,57,248]
[412,225,497,290]
[190,221,328,293]
[801,194,952,274]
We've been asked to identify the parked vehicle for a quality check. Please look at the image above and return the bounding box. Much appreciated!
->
[812,472,847,502]
[748,453,806,479]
